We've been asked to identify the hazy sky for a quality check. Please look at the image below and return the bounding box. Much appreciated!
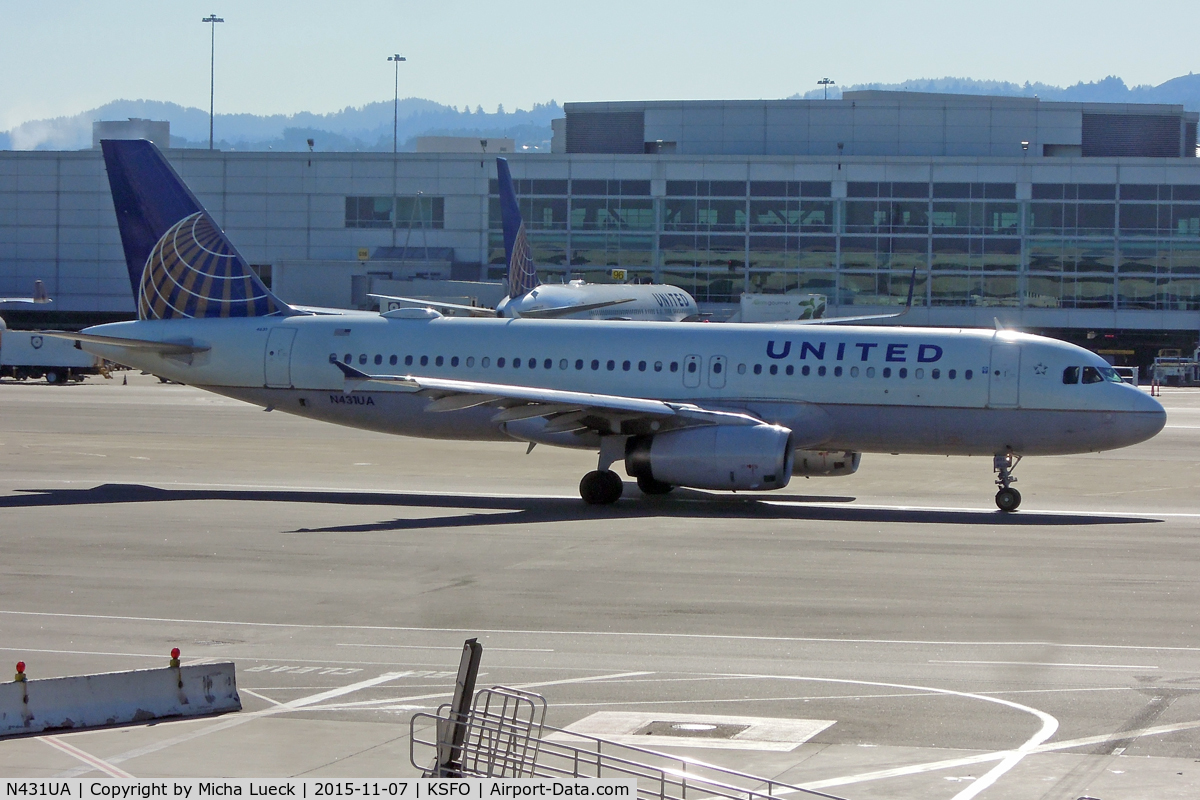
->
[4,1,1199,131]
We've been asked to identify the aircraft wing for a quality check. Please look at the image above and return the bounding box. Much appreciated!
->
[36,331,210,356]
[368,294,496,317]
[333,361,761,433]
[513,298,636,319]
[773,267,917,326]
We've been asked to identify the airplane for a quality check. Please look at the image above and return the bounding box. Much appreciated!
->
[0,279,52,307]
[370,158,700,322]
[46,140,1166,512]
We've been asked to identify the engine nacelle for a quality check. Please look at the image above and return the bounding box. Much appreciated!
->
[793,449,861,477]
[625,424,794,491]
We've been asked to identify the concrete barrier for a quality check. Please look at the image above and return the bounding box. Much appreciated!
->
[0,662,240,736]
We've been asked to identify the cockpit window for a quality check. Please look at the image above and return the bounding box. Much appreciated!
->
[1063,366,1079,384]
[1081,366,1104,384]
[1098,366,1124,383]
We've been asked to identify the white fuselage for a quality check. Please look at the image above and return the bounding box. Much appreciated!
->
[79,315,1166,459]
[497,282,697,322]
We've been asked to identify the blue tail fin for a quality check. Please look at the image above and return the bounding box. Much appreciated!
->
[101,139,292,320]
[496,158,539,299]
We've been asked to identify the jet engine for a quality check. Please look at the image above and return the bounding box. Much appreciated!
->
[793,449,861,477]
[625,424,794,491]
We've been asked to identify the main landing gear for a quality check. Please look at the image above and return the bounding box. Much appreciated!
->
[580,436,626,506]
[993,451,1022,512]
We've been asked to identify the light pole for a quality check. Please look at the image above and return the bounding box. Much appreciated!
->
[202,14,224,149]
[388,54,407,154]
[818,77,834,100]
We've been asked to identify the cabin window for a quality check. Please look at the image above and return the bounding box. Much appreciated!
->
[931,368,940,379]
[390,355,398,366]
[526,358,534,369]
[866,367,875,378]
[899,368,907,378]
[623,360,631,371]
[883,367,891,378]
[420,355,428,366]
[497,357,506,367]
[850,366,859,377]
[769,364,778,375]
[560,359,568,370]
[655,361,663,372]
[452,356,460,367]
[1063,366,1080,384]
[737,363,747,374]
[786,365,794,375]
[915,368,923,379]
[466,357,475,367]
[592,359,600,370]
[607,360,616,371]
[482,357,490,367]
[513,358,521,368]
[834,366,842,377]
[638,361,647,372]
[801,365,811,376]
[543,359,552,369]
[687,361,697,373]
[358,354,367,365]
[818,366,827,376]
[753,364,762,375]
[670,362,679,372]
[342,353,351,363]
[575,359,584,370]
[405,355,414,366]
[948,369,957,379]
[435,356,444,367]
[965,370,973,380]
[374,354,382,365]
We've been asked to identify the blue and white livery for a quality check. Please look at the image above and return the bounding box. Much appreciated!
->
[53,141,1166,512]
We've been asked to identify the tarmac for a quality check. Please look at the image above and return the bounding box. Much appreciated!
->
[0,371,1198,799]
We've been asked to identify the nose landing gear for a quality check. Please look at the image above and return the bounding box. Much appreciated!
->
[993,452,1022,512]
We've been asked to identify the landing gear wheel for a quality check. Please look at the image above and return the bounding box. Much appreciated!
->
[636,474,674,495]
[45,370,60,385]
[996,487,1021,512]
[580,470,623,505]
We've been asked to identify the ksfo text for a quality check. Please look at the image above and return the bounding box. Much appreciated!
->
[4,781,636,799]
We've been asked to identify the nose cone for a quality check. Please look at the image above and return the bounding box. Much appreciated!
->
[1122,387,1167,445]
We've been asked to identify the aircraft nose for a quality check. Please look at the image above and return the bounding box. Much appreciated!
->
[1125,388,1166,442]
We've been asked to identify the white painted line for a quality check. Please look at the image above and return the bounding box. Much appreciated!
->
[51,669,653,778]
[336,643,553,652]
[930,660,1158,670]
[42,736,135,779]
[1165,424,1200,429]
[766,499,1200,519]
[0,646,167,659]
[238,688,286,708]
[728,672,1057,800]
[8,608,1200,653]
[283,671,414,709]
[791,718,1200,793]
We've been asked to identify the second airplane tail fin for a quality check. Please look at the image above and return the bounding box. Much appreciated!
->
[496,158,539,299]
[101,139,292,321]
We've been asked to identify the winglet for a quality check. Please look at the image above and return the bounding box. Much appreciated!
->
[496,158,539,299]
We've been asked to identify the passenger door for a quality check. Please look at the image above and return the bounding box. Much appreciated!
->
[988,344,1020,407]
[682,354,702,389]
[707,355,727,389]
[264,328,298,388]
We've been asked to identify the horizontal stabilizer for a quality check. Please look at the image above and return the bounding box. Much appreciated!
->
[37,331,210,355]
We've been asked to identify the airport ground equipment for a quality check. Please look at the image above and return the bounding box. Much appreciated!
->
[0,653,240,736]
[1150,347,1200,386]
[0,316,105,384]
[411,641,845,799]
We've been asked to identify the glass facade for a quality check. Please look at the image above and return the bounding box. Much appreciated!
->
[346,196,444,229]
[487,180,1200,309]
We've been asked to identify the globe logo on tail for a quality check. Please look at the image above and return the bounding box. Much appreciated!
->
[140,212,286,320]
[507,221,538,299]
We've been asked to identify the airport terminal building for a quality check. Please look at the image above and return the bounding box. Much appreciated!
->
[3,91,1200,357]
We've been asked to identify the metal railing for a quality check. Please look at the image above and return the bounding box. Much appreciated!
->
[411,686,847,800]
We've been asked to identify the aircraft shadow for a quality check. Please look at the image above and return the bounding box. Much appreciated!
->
[0,483,1158,532]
